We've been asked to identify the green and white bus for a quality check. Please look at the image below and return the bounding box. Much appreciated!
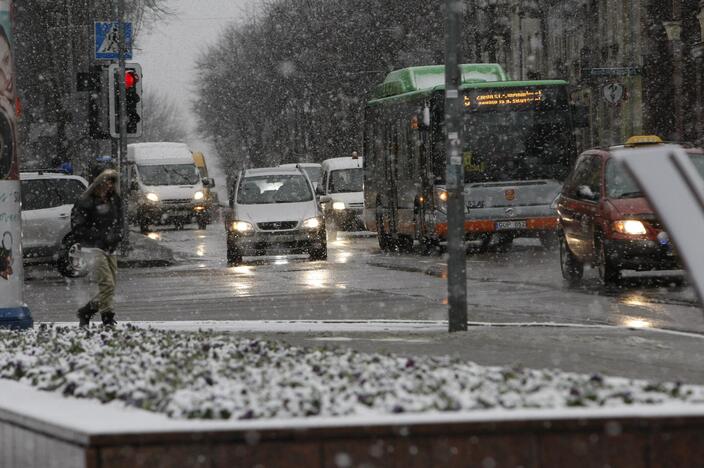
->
[363,64,583,252]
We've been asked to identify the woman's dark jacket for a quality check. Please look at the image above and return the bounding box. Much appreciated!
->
[70,194,124,252]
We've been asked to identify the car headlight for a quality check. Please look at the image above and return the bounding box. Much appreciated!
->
[231,221,254,233]
[194,191,204,200]
[332,201,346,211]
[146,192,159,202]
[303,217,321,229]
[435,189,448,213]
[613,220,647,236]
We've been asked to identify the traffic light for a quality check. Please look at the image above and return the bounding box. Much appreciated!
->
[108,63,143,138]
[82,66,111,139]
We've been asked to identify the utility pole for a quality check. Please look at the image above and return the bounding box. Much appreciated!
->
[445,0,467,332]
[117,0,130,253]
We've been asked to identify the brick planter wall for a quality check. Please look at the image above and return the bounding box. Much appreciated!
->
[2,408,704,468]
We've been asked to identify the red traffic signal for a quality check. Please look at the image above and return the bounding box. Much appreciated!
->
[125,70,139,89]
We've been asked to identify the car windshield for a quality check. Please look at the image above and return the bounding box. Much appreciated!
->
[606,154,704,198]
[138,164,200,186]
[237,174,313,204]
[328,168,363,193]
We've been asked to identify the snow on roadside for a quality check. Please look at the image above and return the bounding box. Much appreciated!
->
[0,324,703,421]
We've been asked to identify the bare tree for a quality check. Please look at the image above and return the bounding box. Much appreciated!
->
[137,90,190,143]
[13,0,171,170]
[194,0,438,178]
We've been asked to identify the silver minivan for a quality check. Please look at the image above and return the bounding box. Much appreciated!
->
[224,167,329,265]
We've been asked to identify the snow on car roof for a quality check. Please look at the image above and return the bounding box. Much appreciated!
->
[279,163,321,168]
[321,157,363,171]
[127,142,192,164]
[244,167,303,177]
[20,171,88,183]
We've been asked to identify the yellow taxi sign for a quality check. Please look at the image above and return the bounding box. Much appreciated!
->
[625,135,663,146]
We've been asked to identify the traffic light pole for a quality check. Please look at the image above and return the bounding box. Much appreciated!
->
[117,0,130,254]
[445,0,467,332]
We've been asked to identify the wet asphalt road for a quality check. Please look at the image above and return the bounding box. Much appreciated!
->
[23,222,704,336]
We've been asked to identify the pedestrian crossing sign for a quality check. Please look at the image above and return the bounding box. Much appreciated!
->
[94,21,132,60]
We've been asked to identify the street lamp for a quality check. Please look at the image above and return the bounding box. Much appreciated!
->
[692,4,704,141]
[663,20,683,141]
[518,6,525,80]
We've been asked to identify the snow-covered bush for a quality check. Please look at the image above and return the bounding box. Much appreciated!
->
[1,324,702,420]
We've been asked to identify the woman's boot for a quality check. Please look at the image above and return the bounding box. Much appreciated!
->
[100,310,117,327]
[76,301,99,328]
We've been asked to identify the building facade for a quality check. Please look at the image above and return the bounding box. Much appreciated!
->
[478,0,704,150]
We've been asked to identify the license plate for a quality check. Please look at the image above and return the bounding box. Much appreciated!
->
[263,234,297,242]
[495,220,527,230]
[164,211,191,219]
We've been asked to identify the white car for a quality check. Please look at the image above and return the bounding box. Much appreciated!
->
[224,167,328,265]
[20,171,88,276]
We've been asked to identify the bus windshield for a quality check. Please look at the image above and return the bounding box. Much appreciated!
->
[461,86,573,183]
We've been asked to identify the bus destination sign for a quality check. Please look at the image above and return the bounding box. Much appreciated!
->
[464,89,544,109]
[464,87,566,112]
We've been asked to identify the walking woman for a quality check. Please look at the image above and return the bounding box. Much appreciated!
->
[72,169,124,327]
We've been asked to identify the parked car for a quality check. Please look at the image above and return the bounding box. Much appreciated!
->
[224,167,328,265]
[278,163,322,190]
[127,142,214,232]
[556,135,704,285]
[318,155,364,240]
[20,171,89,277]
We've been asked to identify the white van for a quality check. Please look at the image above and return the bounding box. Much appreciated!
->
[319,156,364,239]
[127,142,213,231]
[278,163,322,190]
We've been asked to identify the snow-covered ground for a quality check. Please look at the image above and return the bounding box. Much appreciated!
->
[1,325,703,421]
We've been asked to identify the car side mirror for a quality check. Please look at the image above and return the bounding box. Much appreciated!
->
[318,195,332,204]
[202,177,215,187]
[577,185,598,201]
[130,180,139,192]
[315,185,325,196]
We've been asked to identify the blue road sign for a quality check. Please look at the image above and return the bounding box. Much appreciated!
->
[95,22,132,60]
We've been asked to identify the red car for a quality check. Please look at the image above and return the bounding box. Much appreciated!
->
[556,136,704,285]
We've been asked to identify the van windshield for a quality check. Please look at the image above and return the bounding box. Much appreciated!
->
[237,174,313,204]
[329,168,363,193]
[138,164,200,186]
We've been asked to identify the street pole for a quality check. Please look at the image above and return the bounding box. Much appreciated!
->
[445,0,467,332]
[117,0,130,253]
[663,19,683,141]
